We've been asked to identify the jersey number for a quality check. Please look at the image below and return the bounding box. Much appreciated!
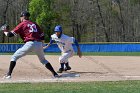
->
[28,24,38,32]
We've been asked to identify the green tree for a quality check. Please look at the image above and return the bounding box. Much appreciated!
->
[29,0,60,42]
[129,0,140,5]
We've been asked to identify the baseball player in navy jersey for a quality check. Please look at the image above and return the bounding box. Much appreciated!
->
[1,11,59,79]
[44,25,82,73]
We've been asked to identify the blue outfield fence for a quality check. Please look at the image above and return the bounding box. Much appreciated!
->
[0,44,23,53]
[0,43,140,53]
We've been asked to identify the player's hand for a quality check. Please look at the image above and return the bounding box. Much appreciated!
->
[77,46,82,58]
[43,45,50,50]
[77,50,82,58]
[43,46,47,49]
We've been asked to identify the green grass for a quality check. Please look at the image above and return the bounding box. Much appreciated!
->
[1,52,140,56]
[0,81,140,93]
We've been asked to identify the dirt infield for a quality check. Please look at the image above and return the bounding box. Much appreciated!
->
[0,55,140,83]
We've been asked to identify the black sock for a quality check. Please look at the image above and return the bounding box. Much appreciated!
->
[60,63,64,69]
[65,62,69,68]
[45,63,57,76]
[7,61,16,76]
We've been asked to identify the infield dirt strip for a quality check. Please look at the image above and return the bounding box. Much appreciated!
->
[0,55,140,83]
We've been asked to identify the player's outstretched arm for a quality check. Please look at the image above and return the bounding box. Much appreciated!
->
[43,43,51,49]
[43,38,55,49]
[74,38,82,58]
[77,46,82,58]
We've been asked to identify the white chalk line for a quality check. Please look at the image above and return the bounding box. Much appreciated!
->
[1,75,140,83]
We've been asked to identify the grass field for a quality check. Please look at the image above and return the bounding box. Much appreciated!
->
[0,81,140,93]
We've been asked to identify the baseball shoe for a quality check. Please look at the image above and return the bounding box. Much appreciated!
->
[3,75,11,79]
[57,68,64,73]
[64,66,71,71]
[54,74,61,78]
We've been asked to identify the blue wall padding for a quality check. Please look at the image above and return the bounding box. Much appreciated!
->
[0,44,23,53]
[0,43,140,53]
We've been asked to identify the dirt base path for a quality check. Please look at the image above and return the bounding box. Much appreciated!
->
[0,55,140,83]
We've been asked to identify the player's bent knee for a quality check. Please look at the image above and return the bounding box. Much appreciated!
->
[59,59,67,63]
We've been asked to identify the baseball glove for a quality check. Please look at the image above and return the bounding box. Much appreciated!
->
[0,24,9,31]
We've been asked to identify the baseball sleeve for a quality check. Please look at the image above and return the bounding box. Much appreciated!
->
[11,23,23,36]
[51,34,58,40]
[67,37,75,43]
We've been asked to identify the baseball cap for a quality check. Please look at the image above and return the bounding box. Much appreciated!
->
[20,11,30,17]
[54,25,62,32]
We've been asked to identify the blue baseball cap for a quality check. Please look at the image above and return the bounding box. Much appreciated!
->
[54,25,62,32]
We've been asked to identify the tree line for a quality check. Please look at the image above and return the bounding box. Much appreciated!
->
[0,0,140,43]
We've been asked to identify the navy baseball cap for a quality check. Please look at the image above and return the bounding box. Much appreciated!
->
[20,11,30,17]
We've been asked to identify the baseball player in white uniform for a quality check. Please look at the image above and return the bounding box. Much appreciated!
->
[44,25,82,73]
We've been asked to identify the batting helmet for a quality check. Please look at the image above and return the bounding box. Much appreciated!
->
[20,11,30,17]
[54,25,62,32]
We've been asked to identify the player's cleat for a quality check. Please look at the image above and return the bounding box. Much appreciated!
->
[64,66,71,71]
[54,74,61,78]
[3,75,11,79]
[57,68,64,73]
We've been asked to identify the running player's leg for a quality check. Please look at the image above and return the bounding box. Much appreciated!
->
[34,41,58,77]
[65,62,71,71]
[63,51,74,70]
[58,51,74,73]
[58,56,65,73]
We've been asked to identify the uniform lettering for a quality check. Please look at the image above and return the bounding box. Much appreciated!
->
[28,24,38,32]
